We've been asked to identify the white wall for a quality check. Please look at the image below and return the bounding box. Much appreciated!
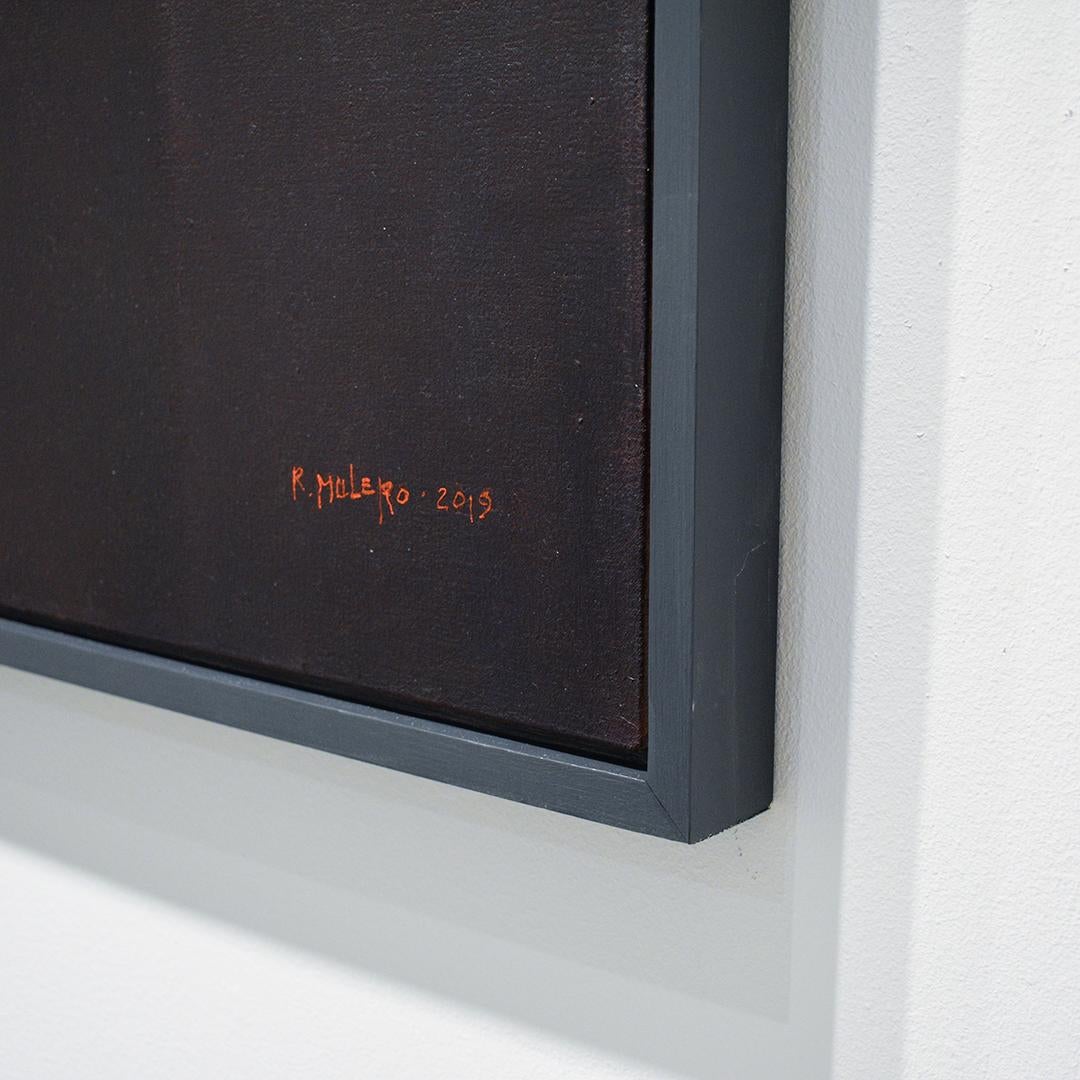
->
[2,2,1078,1077]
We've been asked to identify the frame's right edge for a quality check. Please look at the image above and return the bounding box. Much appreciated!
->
[649,0,790,843]
[690,0,790,842]
[646,1,701,840]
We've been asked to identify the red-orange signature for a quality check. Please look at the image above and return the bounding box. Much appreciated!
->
[290,465,493,526]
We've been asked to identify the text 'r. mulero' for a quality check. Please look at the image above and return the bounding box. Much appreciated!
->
[290,465,493,526]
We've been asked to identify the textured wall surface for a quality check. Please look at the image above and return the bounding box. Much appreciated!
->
[1,1,1078,1077]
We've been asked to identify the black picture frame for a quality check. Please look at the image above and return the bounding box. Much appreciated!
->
[0,0,789,843]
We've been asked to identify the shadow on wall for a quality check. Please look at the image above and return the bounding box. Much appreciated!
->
[0,1,920,1076]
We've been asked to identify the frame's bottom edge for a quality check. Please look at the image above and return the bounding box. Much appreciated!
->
[0,617,685,841]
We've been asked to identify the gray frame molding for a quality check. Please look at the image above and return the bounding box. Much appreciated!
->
[0,1,789,843]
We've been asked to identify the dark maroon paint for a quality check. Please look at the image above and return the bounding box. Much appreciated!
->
[0,1,650,762]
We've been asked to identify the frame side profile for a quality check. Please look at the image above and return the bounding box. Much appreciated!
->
[646,0,790,842]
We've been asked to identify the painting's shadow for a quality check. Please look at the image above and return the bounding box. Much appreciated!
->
[1,669,797,1078]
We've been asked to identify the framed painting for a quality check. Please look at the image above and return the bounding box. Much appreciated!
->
[0,0,789,841]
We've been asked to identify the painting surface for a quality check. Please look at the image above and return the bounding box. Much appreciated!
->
[0,1,650,762]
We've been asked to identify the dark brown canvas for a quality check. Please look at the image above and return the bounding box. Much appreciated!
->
[0,1,650,762]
